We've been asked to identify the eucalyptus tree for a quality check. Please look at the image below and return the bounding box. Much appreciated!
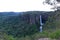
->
[43,0,60,10]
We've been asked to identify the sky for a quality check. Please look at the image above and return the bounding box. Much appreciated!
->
[0,0,56,12]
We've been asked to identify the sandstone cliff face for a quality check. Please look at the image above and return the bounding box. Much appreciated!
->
[21,11,52,25]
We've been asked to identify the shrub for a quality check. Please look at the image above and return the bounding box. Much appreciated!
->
[49,30,60,39]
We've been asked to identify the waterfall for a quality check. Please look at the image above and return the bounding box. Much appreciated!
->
[40,15,43,32]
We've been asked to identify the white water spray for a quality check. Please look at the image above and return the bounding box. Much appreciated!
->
[40,15,43,32]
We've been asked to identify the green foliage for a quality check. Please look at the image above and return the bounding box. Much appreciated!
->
[43,18,55,32]
[0,14,38,37]
[16,31,49,40]
[0,32,16,40]
[49,30,60,39]
[0,11,55,38]
[4,35,16,40]
[0,10,60,40]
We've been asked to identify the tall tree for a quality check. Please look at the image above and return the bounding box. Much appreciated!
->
[43,0,60,10]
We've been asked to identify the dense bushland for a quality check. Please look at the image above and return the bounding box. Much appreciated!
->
[0,10,60,40]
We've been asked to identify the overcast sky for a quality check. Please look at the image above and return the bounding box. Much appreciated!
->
[0,0,55,12]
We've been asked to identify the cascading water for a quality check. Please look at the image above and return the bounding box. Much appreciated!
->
[40,15,43,32]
